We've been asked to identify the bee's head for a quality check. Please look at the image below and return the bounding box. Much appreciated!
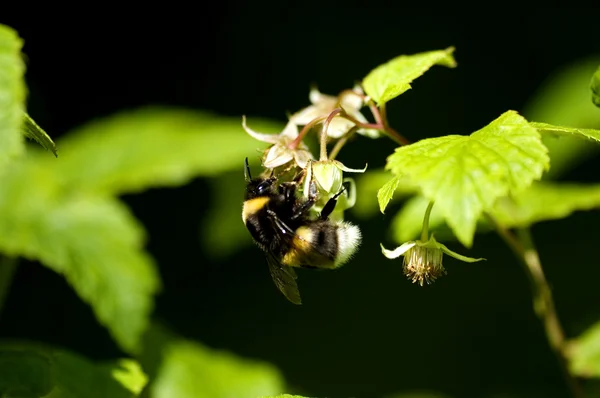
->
[244,157,276,199]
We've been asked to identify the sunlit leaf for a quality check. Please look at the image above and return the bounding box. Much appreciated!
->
[377,177,402,214]
[353,169,416,218]
[103,359,149,395]
[568,321,600,378]
[385,110,549,247]
[22,112,58,156]
[592,64,600,107]
[0,24,26,167]
[491,182,600,228]
[54,107,281,196]
[0,342,144,397]
[0,159,160,353]
[362,47,456,105]
[521,57,600,178]
[140,324,285,398]
[531,122,600,143]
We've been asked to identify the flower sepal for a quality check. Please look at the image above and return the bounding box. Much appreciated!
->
[381,235,485,286]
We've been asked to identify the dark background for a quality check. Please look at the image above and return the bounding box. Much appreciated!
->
[2,5,600,398]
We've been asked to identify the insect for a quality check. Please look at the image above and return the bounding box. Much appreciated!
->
[242,158,361,304]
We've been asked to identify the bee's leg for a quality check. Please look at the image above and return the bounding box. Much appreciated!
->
[290,179,318,220]
[319,185,347,220]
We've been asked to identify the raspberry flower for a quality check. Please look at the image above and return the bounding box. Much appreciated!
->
[290,86,380,139]
[242,116,313,169]
[381,201,485,285]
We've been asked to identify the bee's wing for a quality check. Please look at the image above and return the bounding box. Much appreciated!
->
[266,251,302,305]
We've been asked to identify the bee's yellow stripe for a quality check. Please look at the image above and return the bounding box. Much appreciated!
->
[242,196,270,223]
[281,227,313,266]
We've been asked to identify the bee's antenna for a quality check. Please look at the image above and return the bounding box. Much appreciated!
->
[244,157,252,181]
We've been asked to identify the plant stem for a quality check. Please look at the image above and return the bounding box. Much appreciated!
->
[0,256,18,318]
[485,213,584,398]
[289,116,326,150]
[329,126,358,160]
[320,108,342,160]
[421,201,434,241]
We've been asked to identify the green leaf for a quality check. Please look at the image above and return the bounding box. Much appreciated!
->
[54,107,280,196]
[531,122,600,143]
[102,359,149,395]
[362,47,456,105]
[522,57,600,178]
[377,177,402,214]
[353,169,416,218]
[0,24,26,167]
[568,321,600,378]
[0,342,145,397]
[491,182,600,228]
[0,159,160,353]
[140,324,285,398]
[22,113,58,156]
[591,64,600,107]
[385,110,549,247]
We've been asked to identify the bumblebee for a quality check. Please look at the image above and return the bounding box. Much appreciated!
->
[242,158,361,304]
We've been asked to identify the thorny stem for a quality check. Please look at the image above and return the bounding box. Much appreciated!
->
[289,116,327,150]
[421,201,435,242]
[0,256,18,320]
[485,213,584,398]
[329,126,358,160]
[321,108,342,160]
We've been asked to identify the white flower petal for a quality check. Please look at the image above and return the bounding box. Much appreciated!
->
[242,115,281,144]
[356,127,382,138]
[439,243,486,263]
[290,105,324,125]
[334,160,368,173]
[293,149,314,169]
[381,242,417,259]
[340,91,364,111]
[280,120,300,139]
[309,87,336,108]
[326,117,356,138]
[263,145,294,168]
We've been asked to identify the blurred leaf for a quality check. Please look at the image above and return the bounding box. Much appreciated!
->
[0,346,53,396]
[521,56,600,178]
[362,47,456,105]
[592,64,600,107]
[390,195,446,242]
[0,159,160,353]
[22,113,58,156]
[0,342,144,397]
[54,107,281,196]
[491,182,600,227]
[0,24,26,167]
[201,171,253,259]
[531,122,600,143]
[392,182,600,242]
[140,324,285,398]
[353,169,416,218]
[385,110,549,247]
[568,321,600,378]
[103,359,149,395]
